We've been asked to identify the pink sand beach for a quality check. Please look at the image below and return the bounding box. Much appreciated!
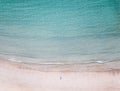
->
[0,58,120,91]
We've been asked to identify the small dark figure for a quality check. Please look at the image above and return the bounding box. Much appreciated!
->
[60,76,62,80]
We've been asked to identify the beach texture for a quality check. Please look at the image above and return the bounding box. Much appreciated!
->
[0,59,120,91]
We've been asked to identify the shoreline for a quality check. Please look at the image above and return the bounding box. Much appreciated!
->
[0,58,120,91]
[1,58,120,72]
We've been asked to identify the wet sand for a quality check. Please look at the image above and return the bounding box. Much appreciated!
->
[0,58,120,91]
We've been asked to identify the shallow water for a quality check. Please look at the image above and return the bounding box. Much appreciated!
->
[0,0,120,63]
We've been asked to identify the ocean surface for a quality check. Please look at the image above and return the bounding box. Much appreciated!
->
[0,0,120,64]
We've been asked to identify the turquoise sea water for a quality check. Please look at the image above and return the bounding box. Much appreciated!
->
[0,0,120,63]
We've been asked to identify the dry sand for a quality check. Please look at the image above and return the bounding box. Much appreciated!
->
[0,58,120,91]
